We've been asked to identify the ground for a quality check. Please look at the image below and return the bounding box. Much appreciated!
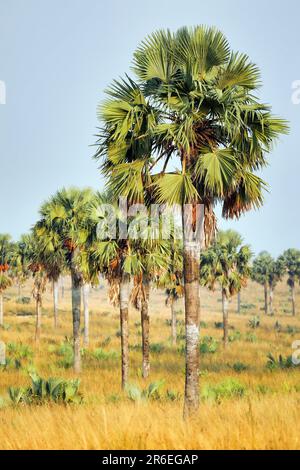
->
[0,278,300,450]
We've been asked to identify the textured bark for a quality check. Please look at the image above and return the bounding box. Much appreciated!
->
[183,228,200,418]
[269,287,274,315]
[264,283,269,315]
[35,299,42,343]
[171,298,177,345]
[119,273,130,389]
[0,293,3,327]
[83,283,90,347]
[222,289,229,347]
[141,276,150,378]
[53,279,59,328]
[71,259,82,374]
[291,284,296,316]
[237,291,241,314]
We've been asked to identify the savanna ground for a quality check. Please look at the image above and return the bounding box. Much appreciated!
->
[0,279,300,450]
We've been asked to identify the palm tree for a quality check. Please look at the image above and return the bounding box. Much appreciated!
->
[251,252,274,315]
[36,187,96,372]
[10,235,32,298]
[0,234,13,326]
[95,26,288,415]
[200,233,252,346]
[267,257,285,315]
[130,233,169,378]
[279,249,300,316]
[33,224,65,328]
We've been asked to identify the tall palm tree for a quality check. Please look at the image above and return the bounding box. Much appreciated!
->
[251,252,274,315]
[200,235,252,346]
[95,26,288,415]
[0,234,13,326]
[279,249,300,316]
[36,187,96,372]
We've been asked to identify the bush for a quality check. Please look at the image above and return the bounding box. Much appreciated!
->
[126,380,165,402]
[266,353,295,370]
[56,341,74,369]
[16,297,31,305]
[202,379,246,402]
[0,342,34,371]
[245,332,257,343]
[92,348,118,361]
[149,343,165,353]
[248,316,260,329]
[8,373,83,405]
[199,336,218,354]
[232,362,248,373]
[228,331,242,343]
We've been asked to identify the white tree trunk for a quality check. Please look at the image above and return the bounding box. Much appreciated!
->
[83,283,90,347]
[0,294,3,327]
[53,280,59,328]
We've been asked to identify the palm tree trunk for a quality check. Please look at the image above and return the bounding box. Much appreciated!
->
[141,276,150,378]
[269,286,274,315]
[291,283,296,316]
[119,272,130,389]
[61,276,65,299]
[264,283,269,315]
[35,299,42,343]
[0,293,3,327]
[83,283,90,347]
[53,279,59,328]
[182,210,201,418]
[222,289,229,347]
[171,297,177,345]
[237,291,241,314]
[71,266,82,374]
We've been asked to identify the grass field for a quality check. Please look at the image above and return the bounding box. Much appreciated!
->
[0,278,300,450]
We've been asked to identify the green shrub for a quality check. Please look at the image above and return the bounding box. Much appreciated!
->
[125,380,165,402]
[92,348,118,360]
[149,343,165,353]
[199,336,218,354]
[266,353,295,370]
[16,297,31,305]
[245,332,258,343]
[248,316,260,329]
[228,331,242,343]
[202,379,246,402]
[8,373,83,405]
[232,362,248,373]
[56,341,74,369]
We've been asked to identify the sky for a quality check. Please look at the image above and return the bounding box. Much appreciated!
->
[0,0,299,256]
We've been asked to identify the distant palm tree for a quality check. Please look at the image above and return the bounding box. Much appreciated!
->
[252,252,274,315]
[201,234,252,346]
[279,249,300,316]
[95,26,288,415]
[267,257,285,315]
[33,224,65,328]
[36,187,96,372]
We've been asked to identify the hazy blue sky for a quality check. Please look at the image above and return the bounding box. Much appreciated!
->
[0,0,299,255]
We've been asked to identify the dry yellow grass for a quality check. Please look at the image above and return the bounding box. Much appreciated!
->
[0,278,300,450]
